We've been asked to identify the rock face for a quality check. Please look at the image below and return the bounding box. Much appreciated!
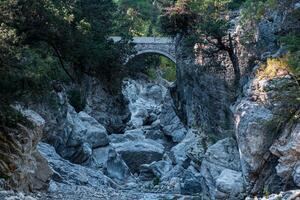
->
[270,121,300,187]
[0,108,52,192]
[234,99,274,179]
[160,95,187,142]
[233,74,300,192]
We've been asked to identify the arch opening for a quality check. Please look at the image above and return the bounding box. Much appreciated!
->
[125,51,176,82]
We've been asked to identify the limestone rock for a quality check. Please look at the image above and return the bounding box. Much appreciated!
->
[215,169,245,199]
[160,95,187,142]
[122,79,167,129]
[170,130,204,166]
[270,122,300,186]
[200,137,242,199]
[38,143,116,188]
[139,160,172,180]
[112,139,165,173]
[234,99,274,179]
[0,108,52,192]
[181,166,202,195]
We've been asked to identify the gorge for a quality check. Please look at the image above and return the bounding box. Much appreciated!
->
[0,0,300,200]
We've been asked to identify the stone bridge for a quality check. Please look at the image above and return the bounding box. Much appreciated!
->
[110,36,176,63]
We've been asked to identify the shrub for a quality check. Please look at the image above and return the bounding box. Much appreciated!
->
[67,89,86,112]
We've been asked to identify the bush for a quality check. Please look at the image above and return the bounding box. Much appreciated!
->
[67,89,86,112]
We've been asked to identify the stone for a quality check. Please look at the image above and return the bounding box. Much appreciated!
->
[200,137,241,199]
[170,130,204,166]
[71,142,92,164]
[0,108,52,192]
[38,143,117,188]
[104,148,132,182]
[112,139,165,173]
[139,160,172,180]
[215,169,245,199]
[160,95,187,142]
[234,99,274,179]
[181,166,202,195]
[122,79,167,129]
[66,109,109,149]
[270,122,300,186]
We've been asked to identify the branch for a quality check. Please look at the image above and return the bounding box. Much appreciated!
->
[50,43,75,83]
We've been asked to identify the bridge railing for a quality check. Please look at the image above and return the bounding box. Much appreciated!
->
[109,36,174,44]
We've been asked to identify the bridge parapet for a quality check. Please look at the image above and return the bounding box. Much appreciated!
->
[109,36,176,63]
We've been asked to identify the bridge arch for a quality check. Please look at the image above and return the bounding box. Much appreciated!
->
[127,49,176,64]
[110,36,176,64]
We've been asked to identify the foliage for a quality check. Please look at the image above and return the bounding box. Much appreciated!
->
[159,0,197,36]
[146,68,158,80]
[160,56,176,82]
[0,104,32,129]
[279,33,300,80]
[114,0,175,36]
[0,0,131,80]
[0,0,132,106]
[257,56,290,80]
[240,0,278,24]
[67,89,86,113]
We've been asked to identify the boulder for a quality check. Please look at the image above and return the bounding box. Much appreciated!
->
[215,169,245,199]
[181,166,202,195]
[84,145,132,182]
[104,148,132,182]
[112,139,165,173]
[78,112,109,148]
[170,130,204,166]
[200,137,242,199]
[139,160,172,180]
[38,143,116,188]
[66,109,109,149]
[234,100,274,179]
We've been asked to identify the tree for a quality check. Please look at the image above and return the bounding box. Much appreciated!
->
[160,0,242,87]
[0,0,130,83]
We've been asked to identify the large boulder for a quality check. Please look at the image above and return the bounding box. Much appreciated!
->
[86,145,132,183]
[181,166,202,195]
[66,109,109,149]
[234,99,274,179]
[215,169,245,200]
[38,143,116,188]
[58,106,109,164]
[170,129,204,166]
[112,139,165,173]
[200,137,243,199]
